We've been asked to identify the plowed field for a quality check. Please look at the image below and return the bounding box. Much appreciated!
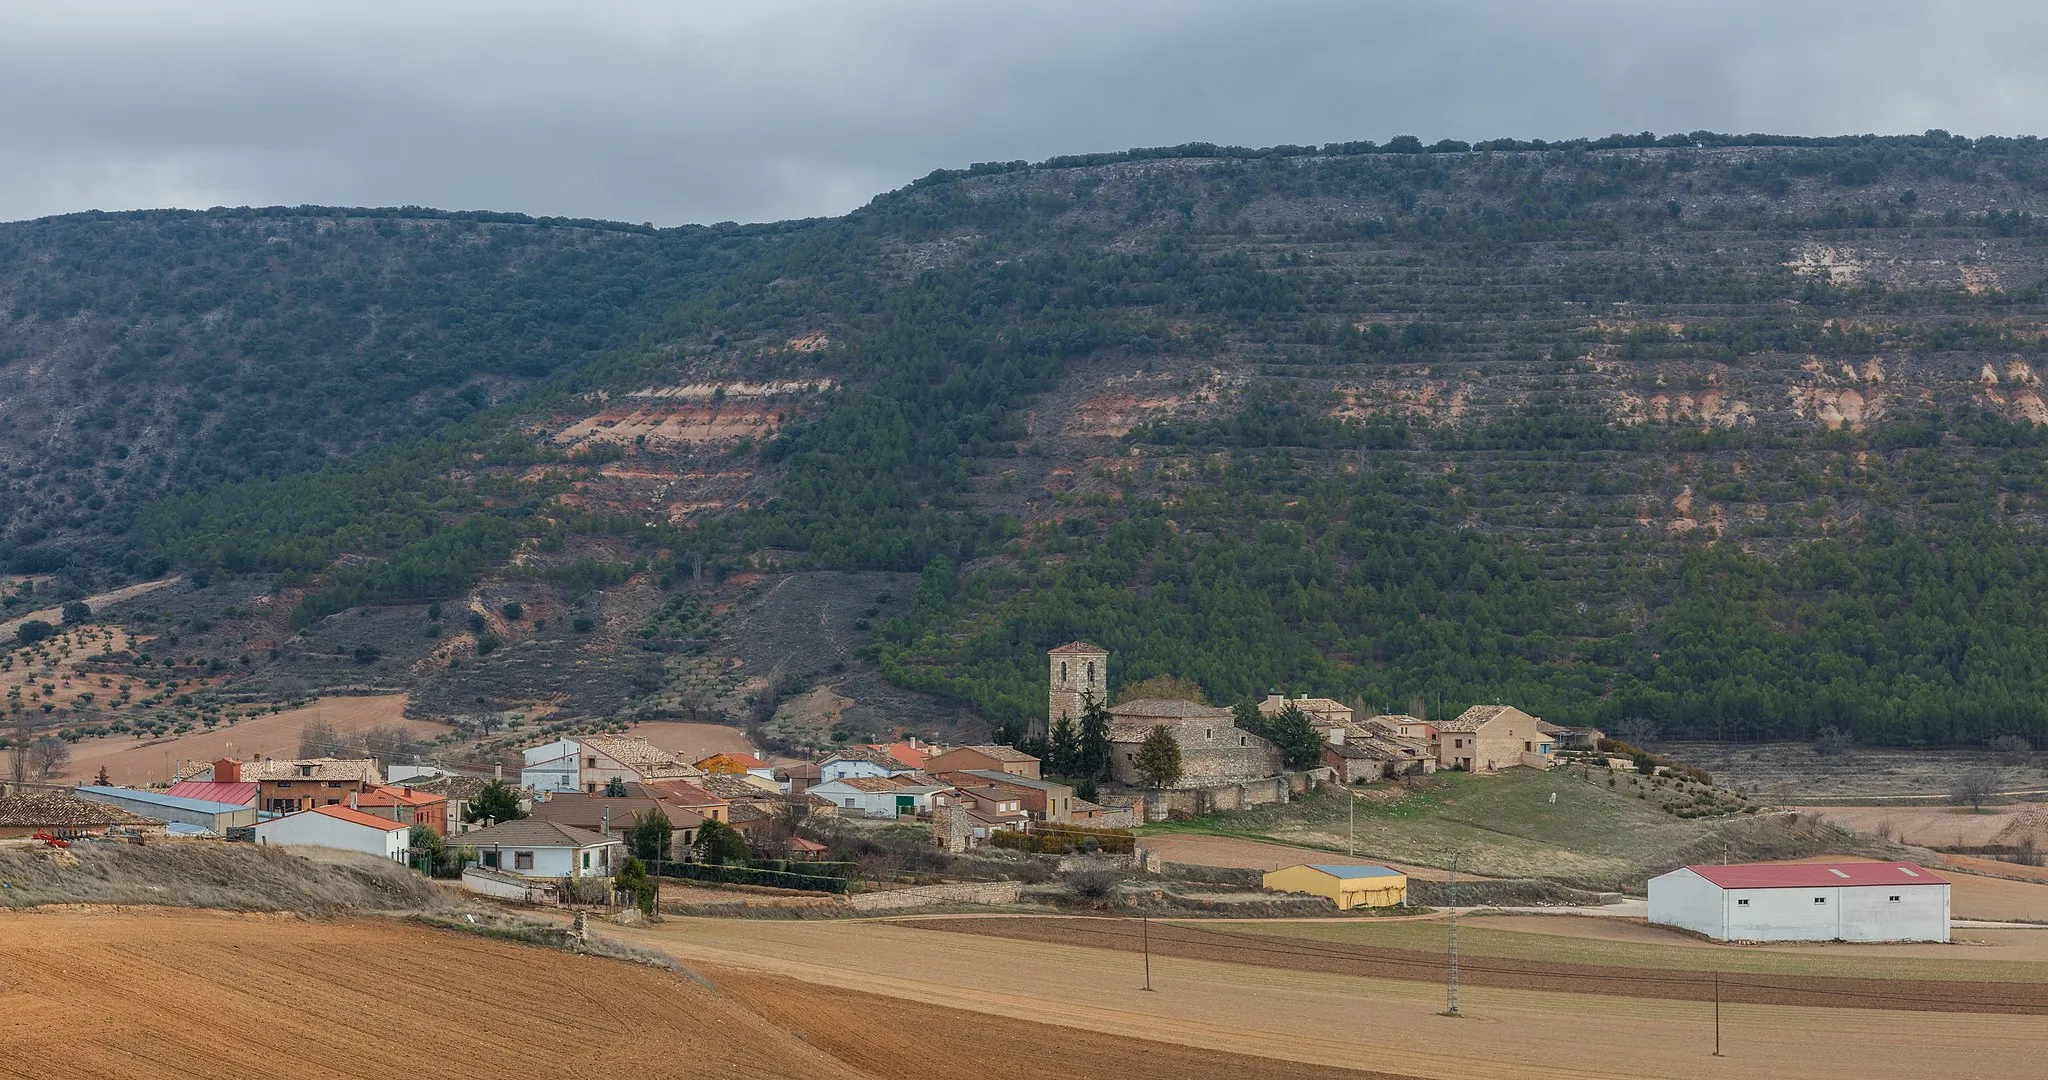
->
[897,917,2048,1014]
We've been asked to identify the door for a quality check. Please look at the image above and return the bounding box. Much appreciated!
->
[895,795,915,816]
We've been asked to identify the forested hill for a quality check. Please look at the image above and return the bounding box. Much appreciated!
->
[0,207,804,574]
[51,132,2048,749]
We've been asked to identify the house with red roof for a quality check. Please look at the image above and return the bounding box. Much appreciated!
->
[355,784,451,836]
[1648,861,1950,942]
[251,802,412,861]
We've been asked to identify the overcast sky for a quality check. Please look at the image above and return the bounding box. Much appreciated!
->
[5,1,2045,227]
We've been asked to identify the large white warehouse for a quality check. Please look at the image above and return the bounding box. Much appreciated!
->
[1648,861,1949,942]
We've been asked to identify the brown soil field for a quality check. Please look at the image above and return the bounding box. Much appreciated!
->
[54,694,439,786]
[1677,741,2048,799]
[1943,852,2048,883]
[599,913,2045,1080]
[0,908,876,1080]
[1788,804,2041,848]
[1140,833,1485,881]
[899,917,2048,1014]
[1760,854,2048,921]
[619,719,757,763]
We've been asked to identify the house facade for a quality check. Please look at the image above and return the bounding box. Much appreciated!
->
[938,770,1077,824]
[818,749,918,782]
[460,819,622,878]
[252,804,410,861]
[522,735,701,794]
[811,777,945,818]
[1434,705,1553,772]
[230,757,383,814]
[923,745,1041,780]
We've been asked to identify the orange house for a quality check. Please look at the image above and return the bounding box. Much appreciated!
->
[355,785,450,836]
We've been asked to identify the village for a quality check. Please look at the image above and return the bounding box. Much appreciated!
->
[0,642,1976,946]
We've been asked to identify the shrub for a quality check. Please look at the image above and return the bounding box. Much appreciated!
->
[663,862,849,893]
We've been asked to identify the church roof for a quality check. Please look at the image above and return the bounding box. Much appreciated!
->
[1107,698,1233,720]
[1049,641,1108,656]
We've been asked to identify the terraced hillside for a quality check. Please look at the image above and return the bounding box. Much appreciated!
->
[27,133,2048,758]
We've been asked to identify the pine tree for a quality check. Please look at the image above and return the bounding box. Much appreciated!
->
[1135,725,1183,790]
[1077,690,1114,781]
[1049,714,1080,778]
[1268,703,1325,769]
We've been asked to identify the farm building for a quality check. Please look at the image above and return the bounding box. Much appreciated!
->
[1262,864,1409,909]
[1647,862,1950,942]
[252,804,411,861]
[72,786,257,833]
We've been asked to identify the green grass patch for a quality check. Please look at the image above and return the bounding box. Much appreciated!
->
[1195,918,2048,983]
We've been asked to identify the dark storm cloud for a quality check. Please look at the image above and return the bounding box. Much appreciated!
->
[3,0,2044,225]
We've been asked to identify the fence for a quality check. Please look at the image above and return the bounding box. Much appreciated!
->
[663,862,852,893]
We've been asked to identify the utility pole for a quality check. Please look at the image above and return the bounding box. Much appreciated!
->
[1442,852,1461,1017]
[1140,915,1154,991]
[1713,971,1722,1056]
[1348,790,1355,857]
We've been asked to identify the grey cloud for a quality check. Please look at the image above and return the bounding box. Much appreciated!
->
[3,0,2046,225]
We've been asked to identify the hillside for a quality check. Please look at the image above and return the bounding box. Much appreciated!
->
[18,132,2048,759]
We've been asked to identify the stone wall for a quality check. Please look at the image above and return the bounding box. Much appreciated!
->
[846,880,1026,911]
[1144,774,1293,818]
[1110,717,1283,787]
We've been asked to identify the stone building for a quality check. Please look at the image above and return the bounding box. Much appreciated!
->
[1045,641,1108,740]
[1435,705,1555,772]
[1106,698,1283,787]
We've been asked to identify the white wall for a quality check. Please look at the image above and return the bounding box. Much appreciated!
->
[1647,868,1725,939]
[522,739,581,793]
[1652,869,1949,942]
[476,841,617,878]
[820,759,893,782]
[254,812,406,861]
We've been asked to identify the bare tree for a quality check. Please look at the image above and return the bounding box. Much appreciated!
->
[1990,734,2034,767]
[298,720,345,759]
[26,735,69,780]
[1812,726,1855,758]
[1614,716,1658,748]
[1949,769,1999,812]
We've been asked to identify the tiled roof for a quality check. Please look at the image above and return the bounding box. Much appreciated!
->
[1107,698,1233,720]
[0,793,154,827]
[1325,742,1378,759]
[643,779,728,807]
[727,803,773,824]
[238,758,382,784]
[822,747,912,769]
[697,773,777,799]
[1684,862,1948,889]
[696,751,770,770]
[582,735,702,777]
[937,744,1038,764]
[1048,641,1107,655]
[948,769,1068,793]
[530,794,661,832]
[863,742,929,768]
[776,763,823,780]
[357,785,447,809]
[164,780,260,806]
[820,776,904,793]
[301,804,410,832]
[397,774,512,801]
[459,818,618,849]
[1437,705,1534,733]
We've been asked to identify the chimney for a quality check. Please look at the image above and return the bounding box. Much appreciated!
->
[494,764,503,781]
[213,758,241,784]
[348,791,359,809]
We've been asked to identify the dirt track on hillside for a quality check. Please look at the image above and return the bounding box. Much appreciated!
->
[1141,833,1485,880]
[897,917,2048,1015]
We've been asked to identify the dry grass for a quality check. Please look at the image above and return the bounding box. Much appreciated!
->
[0,839,448,914]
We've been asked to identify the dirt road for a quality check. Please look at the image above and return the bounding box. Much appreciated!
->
[55,694,439,785]
[0,576,180,642]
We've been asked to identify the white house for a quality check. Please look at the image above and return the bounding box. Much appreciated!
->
[458,818,623,878]
[252,804,411,861]
[811,777,946,819]
[522,735,701,794]
[1648,862,1950,943]
[818,749,918,783]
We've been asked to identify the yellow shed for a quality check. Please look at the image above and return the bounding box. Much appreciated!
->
[1262,864,1408,910]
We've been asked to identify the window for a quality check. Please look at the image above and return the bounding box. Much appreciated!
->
[1060,661,1068,682]
[1524,741,1532,752]
[1813,896,1827,905]
[325,799,339,806]
[1205,729,1212,740]
[482,850,500,869]
[276,781,294,789]
[586,756,598,768]
[1736,898,1749,907]
[1888,895,1901,903]
[582,851,591,870]
[513,851,534,870]
[1240,736,1247,747]
[1086,661,1095,683]
[844,798,857,808]
[326,781,341,788]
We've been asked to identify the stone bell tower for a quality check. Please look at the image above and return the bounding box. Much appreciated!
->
[1045,641,1108,739]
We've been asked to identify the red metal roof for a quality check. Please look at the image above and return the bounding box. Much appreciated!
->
[165,780,259,807]
[1686,862,1948,889]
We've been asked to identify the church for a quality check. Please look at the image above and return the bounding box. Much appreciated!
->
[1046,642,1284,788]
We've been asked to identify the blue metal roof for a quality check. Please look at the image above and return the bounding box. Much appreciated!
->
[76,786,251,814]
[1305,864,1403,879]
